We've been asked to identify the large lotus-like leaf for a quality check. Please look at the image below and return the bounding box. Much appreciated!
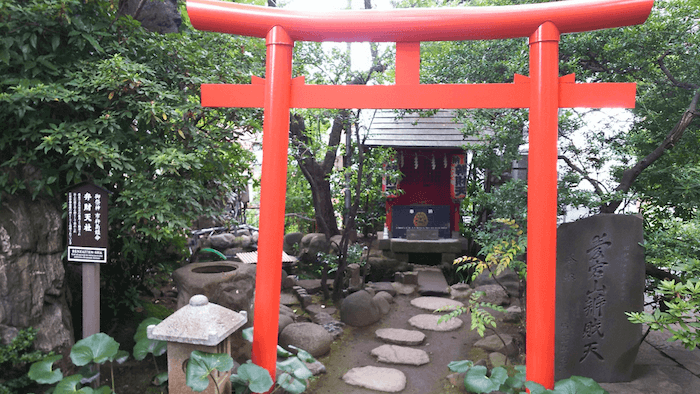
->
[70,333,119,366]
[277,357,313,381]
[464,365,507,394]
[447,359,474,373]
[236,362,274,393]
[133,317,162,343]
[28,354,63,384]
[133,336,166,361]
[288,345,316,363]
[186,351,234,392]
[153,371,169,386]
[552,375,608,394]
[242,327,254,342]
[276,372,306,394]
[54,374,93,394]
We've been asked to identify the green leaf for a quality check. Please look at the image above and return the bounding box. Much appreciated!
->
[70,333,119,366]
[153,371,169,386]
[276,372,307,394]
[54,374,93,394]
[277,345,293,357]
[51,35,60,51]
[236,362,274,393]
[448,359,474,373]
[242,327,254,342]
[28,354,63,384]
[114,350,129,364]
[288,345,316,363]
[277,357,313,380]
[464,365,501,393]
[186,351,234,392]
[92,386,112,394]
[134,317,162,343]
[133,336,166,361]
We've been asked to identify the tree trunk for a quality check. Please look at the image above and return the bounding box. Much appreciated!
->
[289,113,344,237]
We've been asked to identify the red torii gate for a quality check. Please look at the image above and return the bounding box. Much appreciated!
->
[187,0,652,389]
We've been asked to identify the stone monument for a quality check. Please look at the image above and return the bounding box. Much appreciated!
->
[555,214,644,382]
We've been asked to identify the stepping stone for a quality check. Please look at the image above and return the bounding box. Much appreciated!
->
[371,344,430,365]
[375,328,426,345]
[409,314,463,331]
[416,267,450,296]
[411,296,464,312]
[342,366,406,392]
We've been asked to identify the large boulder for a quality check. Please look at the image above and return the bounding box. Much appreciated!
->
[340,290,381,327]
[471,268,521,297]
[0,194,73,353]
[279,322,333,357]
[173,261,256,321]
[283,232,303,255]
[298,233,329,264]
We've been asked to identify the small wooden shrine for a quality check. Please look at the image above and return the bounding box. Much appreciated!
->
[364,109,480,264]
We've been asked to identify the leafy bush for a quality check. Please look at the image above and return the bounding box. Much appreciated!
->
[1,0,262,318]
[448,361,609,394]
[28,333,130,394]
[0,327,49,394]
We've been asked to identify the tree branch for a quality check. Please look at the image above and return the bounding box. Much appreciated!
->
[602,87,700,213]
[558,155,607,197]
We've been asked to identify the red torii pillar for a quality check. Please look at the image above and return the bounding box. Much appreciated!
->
[187,0,653,389]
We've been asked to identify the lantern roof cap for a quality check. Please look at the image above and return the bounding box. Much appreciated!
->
[147,295,247,346]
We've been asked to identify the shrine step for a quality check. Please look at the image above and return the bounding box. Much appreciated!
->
[415,267,450,296]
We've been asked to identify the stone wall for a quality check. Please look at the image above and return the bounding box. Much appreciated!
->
[0,194,73,353]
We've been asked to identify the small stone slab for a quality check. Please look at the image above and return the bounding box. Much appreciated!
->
[416,267,451,296]
[279,292,299,306]
[409,314,463,332]
[375,328,426,345]
[342,366,407,392]
[410,296,464,312]
[371,344,430,365]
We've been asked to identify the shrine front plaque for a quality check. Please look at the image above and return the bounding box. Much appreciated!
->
[392,205,450,239]
[555,214,644,382]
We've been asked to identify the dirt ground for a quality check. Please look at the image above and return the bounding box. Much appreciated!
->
[306,294,524,394]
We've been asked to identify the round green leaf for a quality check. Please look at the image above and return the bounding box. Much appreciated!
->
[133,317,162,343]
[186,351,234,392]
[237,362,274,393]
[277,357,313,381]
[277,372,307,394]
[277,345,293,357]
[448,359,474,373]
[489,366,509,387]
[464,365,500,393]
[28,354,63,384]
[70,333,119,366]
[153,371,169,386]
[54,374,93,394]
[133,337,166,361]
[288,345,316,363]
[242,327,254,343]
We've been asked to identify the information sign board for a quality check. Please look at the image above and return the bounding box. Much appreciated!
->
[67,183,109,263]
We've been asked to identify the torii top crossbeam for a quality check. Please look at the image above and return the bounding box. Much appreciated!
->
[186,0,652,390]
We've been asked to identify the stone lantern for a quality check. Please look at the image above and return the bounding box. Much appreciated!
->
[148,294,247,394]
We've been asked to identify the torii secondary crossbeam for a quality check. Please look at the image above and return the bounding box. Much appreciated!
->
[186,0,653,389]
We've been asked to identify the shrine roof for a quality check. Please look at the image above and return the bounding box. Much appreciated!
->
[363,109,485,149]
